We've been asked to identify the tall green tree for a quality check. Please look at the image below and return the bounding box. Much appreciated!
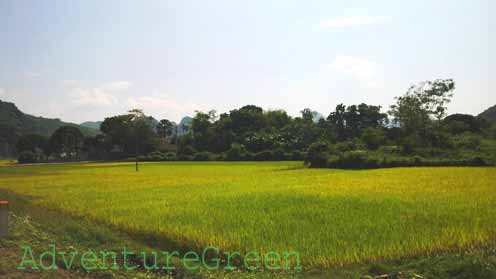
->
[191,110,216,151]
[49,126,84,159]
[128,109,157,171]
[100,110,157,157]
[156,119,174,142]
[327,104,347,141]
[16,134,50,160]
[389,79,455,139]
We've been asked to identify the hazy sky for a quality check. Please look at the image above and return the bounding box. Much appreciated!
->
[0,0,494,123]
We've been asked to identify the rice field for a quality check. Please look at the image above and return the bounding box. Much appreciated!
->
[0,161,495,268]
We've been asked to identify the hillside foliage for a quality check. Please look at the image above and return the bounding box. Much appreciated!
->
[5,79,496,168]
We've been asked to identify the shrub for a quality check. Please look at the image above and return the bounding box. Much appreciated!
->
[488,122,496,139]
[460,155,488,166]
[342,151,368,168]
[313,149,493,169]
[290,150,305,160]
[225,143,247,161]
[18,151,36,164]
[334,141,356,153]
[401,140,415,154]
[244,151,255,161]
[381,155,412,167]
[272,148,286,160]
[214,153,226,161]
[361,128,385,150]
[177,154,194,161]
[164,152,177,161]
[452,133,482,150]
[151,152,164,161]
[305,142,331,167]
[254,150,272,161]
[178,145,196,156]
[412,155,423,165]
[331,150,380,169]
[193,151,213,161]
[327,154,340,166]
[427,131,452,149]
[378,145,400,154]
[327,151,418,169]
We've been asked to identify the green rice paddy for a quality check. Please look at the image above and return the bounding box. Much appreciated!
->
[0,162,495,268]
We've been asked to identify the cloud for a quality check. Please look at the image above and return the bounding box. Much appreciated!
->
[26,71,42,78]
[71,88,119,107]
[64,81,132,108]
[0,88,4,96]
[126,94,207,117]
[61,81,206,120]
[320,16,388,28]
[100,81,132,92]
[62,80,80,87]
[330,55,382,88]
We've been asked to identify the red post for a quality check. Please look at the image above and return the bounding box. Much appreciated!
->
[0,200,8,237]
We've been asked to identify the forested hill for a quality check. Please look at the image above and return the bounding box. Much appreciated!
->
[80,121,103,130]
[0,99,98,157]
[479,105,496,122]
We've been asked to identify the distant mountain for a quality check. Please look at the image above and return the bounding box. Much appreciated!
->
[478,105,496,122]
[0,99,98,157]
[312,111,324,123]
[80,121,102,130]
[177,116,193,135]
[148,117,159,132]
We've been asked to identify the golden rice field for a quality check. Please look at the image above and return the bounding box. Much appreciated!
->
[0,161,495,268]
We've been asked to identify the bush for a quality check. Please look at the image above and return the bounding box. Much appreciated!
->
[412,155,423,165]
[18,151,36,164]
[401,140,415,154]
[381,155,408,167]
[334,141,356,153]
[378,145,400,154]
[244,151,255,161]
[452,133,482,150]
[178,145,196,156]
[329,150,381,169]
[487,122,496,139]
[290,150,305,160]
[254,150,272,161]
[459,155,488,166]
[252,149,293,161]
[177,154,194,161]
[305,142,331,167]
[164,152,177,161]
[137,151,178,161]
[272,148,286,160]
[225,143,247,161]
[428,131,452,149]
[151,152,164,161]
[193,151,213,161]
[361,128,385,150]
[338,150,369,168]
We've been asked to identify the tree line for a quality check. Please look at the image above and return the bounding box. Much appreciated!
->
[15,78,496,168]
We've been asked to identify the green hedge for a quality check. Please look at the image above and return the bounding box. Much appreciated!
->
[305,145,494,169]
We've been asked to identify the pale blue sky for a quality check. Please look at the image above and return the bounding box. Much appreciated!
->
[0,0,494,123]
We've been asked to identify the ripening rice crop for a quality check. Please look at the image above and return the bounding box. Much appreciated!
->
[0,162,495,268]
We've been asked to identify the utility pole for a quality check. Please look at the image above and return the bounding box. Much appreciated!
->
[135,132,139,172]
[0,200,8,237]
[129,108,145,172]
